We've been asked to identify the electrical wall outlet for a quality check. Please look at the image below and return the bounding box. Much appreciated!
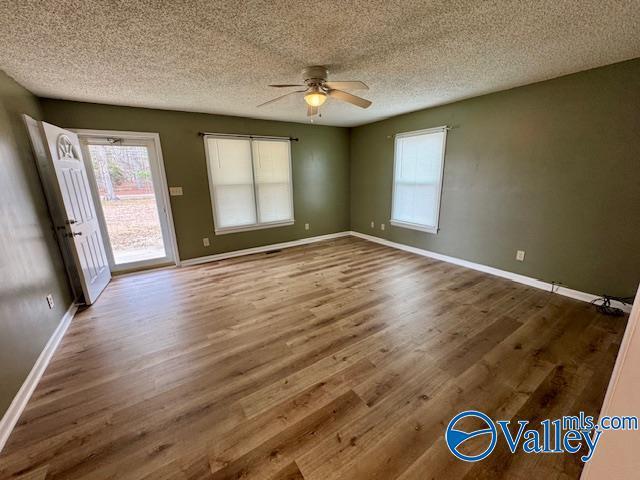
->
[169,186,183,196]
[46,294,54,309]
[516,250,525,262]
[381,223,385,231]
[203,237,210,247]
[304,223,309,230]
[370,221,375,228]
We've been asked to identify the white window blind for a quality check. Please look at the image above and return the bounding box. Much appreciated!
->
[252,140,293,224]
[205,136,293,234]
[390,127,447,234]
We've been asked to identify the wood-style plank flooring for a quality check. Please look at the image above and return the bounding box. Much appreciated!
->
[0,237,628,479]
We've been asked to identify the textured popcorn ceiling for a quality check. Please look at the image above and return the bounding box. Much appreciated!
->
[1,1,639,127]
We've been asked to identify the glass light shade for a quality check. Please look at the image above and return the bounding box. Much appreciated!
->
[304,91,327,107]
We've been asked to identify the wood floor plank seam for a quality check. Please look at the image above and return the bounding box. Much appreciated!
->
[0,238,627,480]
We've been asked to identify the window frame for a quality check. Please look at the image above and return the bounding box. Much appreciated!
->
[204,135,295,235]
[390,126,448,235]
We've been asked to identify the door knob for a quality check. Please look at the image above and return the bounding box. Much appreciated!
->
[65,232,82,237]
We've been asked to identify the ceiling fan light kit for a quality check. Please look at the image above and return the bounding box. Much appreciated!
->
[259,65,372,118]
[304,88,327,107]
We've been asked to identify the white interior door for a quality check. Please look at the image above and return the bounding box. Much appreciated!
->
[40,121,111,305]
[23,115,83,301]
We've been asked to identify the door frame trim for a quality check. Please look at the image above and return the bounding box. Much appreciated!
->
[73,129,181,268]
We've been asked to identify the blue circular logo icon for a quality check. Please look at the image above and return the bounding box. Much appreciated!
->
[446,410,497,462]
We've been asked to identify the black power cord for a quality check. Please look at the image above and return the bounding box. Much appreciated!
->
[590,295,635,316]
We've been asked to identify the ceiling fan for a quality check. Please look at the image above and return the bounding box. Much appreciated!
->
[257,66,372,117]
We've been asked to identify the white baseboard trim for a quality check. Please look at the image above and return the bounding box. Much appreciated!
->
[350,231,632,313]
[180,231,352,267]
[0,232,628,454]
[180,229,631,312]
[0,302,78,453]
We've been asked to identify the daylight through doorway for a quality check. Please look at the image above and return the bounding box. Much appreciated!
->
[87,144,166,265]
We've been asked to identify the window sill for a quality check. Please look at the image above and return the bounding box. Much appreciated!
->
[214,220,294,235]
[389,220,438,234]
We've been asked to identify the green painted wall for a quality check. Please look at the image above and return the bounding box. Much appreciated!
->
[2,59,639,421]
[38,58,640,298]
[0,72,73,415]
[40,100,351,261]
[350,59,640,296]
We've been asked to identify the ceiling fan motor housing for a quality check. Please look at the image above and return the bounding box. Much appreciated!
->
[303,66,329,85]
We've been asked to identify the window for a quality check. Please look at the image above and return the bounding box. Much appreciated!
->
[205,136,294,234]
[390,127,447,234]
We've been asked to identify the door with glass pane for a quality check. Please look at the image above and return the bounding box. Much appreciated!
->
[79,135,175,272]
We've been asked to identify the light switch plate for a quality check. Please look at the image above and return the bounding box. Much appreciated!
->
[370,221,375,228]
[203,237,210,247]
[516,250,525,262]
[169,186,183,196]
[304,223,309,230]
[381,223,385,231]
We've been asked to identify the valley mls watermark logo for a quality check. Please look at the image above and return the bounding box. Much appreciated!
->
[446,410,639,463]
[446,411,497,462]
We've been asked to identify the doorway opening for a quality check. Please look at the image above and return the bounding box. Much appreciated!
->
[78,131,178,272]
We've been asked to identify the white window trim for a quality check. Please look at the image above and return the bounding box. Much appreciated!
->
[212,219,295,235]
[390,126,448,235]
[204,135,295,235]
[389,219,439,234]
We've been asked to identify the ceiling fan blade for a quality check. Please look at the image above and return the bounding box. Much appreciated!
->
[257,90,306,108]
[323,81,369,91]
[327,89,372,109]
[307,104,318,117]
[268,84,306,88]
